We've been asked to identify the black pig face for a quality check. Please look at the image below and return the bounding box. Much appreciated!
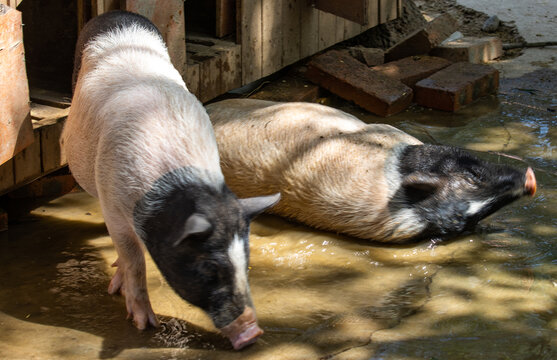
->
[134,166,279,328]
[393,145,536,240]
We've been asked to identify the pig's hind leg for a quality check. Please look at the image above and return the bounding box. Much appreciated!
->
[103,210,159,330]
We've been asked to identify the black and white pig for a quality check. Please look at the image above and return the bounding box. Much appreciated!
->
[206,99,536,243]
[63,11,279,350]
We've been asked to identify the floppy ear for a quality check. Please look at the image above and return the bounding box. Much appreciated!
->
[173,213,213,247]
[401,173,443,202]
[239,193,281,219]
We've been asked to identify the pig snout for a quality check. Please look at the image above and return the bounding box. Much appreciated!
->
[524,167,537,196]
[219,306,263,350]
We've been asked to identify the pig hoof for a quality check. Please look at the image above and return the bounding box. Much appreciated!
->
[126,298,159,330]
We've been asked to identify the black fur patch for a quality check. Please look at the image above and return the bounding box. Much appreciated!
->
[393,144,527,241]
[133,166,252,328]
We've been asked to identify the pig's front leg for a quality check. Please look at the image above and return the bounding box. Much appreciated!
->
[103,212,159,330]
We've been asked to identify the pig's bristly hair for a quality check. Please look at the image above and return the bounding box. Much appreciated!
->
[66,21,224,218]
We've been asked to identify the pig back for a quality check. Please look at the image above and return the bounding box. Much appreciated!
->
[208,99,422,238]
[64,23,222,214]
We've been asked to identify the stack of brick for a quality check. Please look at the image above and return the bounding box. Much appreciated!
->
[304,13,502,115]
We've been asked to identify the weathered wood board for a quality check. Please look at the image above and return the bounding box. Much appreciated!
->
[0,5,34,166]
[240,0,396,87]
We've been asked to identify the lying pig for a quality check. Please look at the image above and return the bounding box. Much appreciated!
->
[206,99,536,243]
[63,11,279,350]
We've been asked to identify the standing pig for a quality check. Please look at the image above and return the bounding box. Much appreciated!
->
[63,11,279,350]
[206,99,536,243]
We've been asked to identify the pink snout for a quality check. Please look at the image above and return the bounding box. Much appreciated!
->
[524,167,537,196]
[219,307,263,350]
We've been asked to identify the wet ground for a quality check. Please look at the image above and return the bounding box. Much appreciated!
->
[2,6,557,360]
[1,67,555,359]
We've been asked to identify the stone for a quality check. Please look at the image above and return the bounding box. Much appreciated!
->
[414,62,499,111]
[431,37,503,64]
[306,50,413,117]
[482,15,500,33]
[371,55,452,89]
[385,13,459,62]
[346,46,385,67]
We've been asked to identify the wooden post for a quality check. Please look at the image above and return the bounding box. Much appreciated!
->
[0,5,34,167]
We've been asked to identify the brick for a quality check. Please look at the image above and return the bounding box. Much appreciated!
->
[306,50,413,117]
[385,13,459,62]
[249,75,321,103]
[371,55,452,89]
[430,37,503,64]
[345,46,384,67]
[414,62,499,112]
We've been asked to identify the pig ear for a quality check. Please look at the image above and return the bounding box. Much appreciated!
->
[401,173,443,194]
[239,193,281,219]
[173,213,213,247]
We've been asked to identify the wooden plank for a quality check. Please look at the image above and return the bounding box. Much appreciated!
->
[185,58,201,99]
[39,118,67,174]
[379,0,397,24]
[314,0,366,25]
[0,158,14,194]
[0,5,34,166]
[282,0,301,67]
[397,0,402,18]
[187,35,242,96]
[188,43,222,102]
[261,0,282,77]
[30,87,72,108]
[216,0,236,38]
[300,0,319,58]
[318,9,336,51]
[13,131,41,184]
[92,0,120,16]
[240,0,262,85]
[77,0,88,33]
[344,19,362,40]
[212,42,241,92]
[335,16,345,43]
[365,0,379,29]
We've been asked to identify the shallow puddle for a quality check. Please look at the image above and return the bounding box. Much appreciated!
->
[1,71,556,359]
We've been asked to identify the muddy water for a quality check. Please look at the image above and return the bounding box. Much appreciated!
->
[1,72,556,359]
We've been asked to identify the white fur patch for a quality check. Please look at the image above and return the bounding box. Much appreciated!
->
[467,198,493,215]
[390,208,427,239]
[228,234,248,295]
